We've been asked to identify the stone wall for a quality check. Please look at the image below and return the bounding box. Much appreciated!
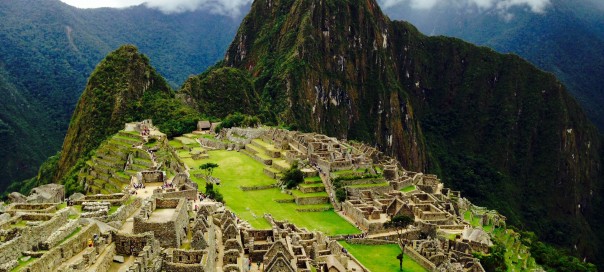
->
[240,184,277,191]
[295,196,329,205]
[113,231,154,256]
[6,203,58,215]
[0,234,27,271]
[156,188,197,201]
[172,249,205,264]
[41,219,80,249]
[89,243,116,272]
[162,262,205,272]
[106,197,142,223]
[133,198,188,248]
[345,185,391,197]
[347,238,397,245]
[23,223,100,272]
[198,138,227,150]
[404,246,437,271]
[72,194,128,206]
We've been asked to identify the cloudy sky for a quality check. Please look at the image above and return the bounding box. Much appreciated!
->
[60,0,253,16]
[60,0,551,16]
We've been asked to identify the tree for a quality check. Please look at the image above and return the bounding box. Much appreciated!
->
[384,215,414,271]
[199,162,219,178]
[282,164,304,189]
[336,188,347,202]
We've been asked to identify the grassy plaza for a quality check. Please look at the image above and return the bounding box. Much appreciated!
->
[340,241,428,272]
[180,150,360,235]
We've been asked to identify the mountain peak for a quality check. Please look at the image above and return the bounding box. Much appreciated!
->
[200,0,604,264]
[54,45,172,183]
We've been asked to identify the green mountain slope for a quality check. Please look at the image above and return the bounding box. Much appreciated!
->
[54,45,200,186]
[381,0,604,130]
[0,0,240,190]
[185,0,604,266]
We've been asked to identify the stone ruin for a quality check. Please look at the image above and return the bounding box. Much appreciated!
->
[7,184,65,204]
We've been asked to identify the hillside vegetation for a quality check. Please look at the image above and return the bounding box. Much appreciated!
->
[0,0,240,190]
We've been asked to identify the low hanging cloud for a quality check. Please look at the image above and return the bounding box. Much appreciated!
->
[60,0,252,17]
[380,0,551,13]
[144,0,252,16]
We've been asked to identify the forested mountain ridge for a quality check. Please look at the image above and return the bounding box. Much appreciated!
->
[181,0,604,266]
[0,0,241,191]
[381,0,604,130]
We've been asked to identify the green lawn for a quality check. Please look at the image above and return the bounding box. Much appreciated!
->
[340,241,428,272]
[182,150,359,235]
[108,206,119,215]
[304,176,322,183]
[401,185,416,193]
[168,140,184,149]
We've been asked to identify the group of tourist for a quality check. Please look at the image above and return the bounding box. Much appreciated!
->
[343,232,369,240]
[161,182,174,190]
[140,126,150,136]
[133,183,145,189]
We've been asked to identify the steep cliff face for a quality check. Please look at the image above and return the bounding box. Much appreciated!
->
[54,45,187,183]
[222,0,427,170]
[179,67,259,118]
[209,0,603,263]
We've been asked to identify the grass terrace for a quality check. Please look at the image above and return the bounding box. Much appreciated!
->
[492,228,540,271]
[339,241,428,272]
[401,185,417,193]
[180,150,359,235]
[11,256,38,272]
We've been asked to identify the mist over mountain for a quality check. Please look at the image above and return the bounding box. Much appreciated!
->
[0,0,242,191]
[379,0,604,130]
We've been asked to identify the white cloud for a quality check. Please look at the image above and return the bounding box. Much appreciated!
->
[59,0,252,17]
[379,0,551,13]
[144,0,252,16]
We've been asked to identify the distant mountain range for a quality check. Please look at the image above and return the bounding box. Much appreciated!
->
[380,0,604,129]
[0,0,243,190]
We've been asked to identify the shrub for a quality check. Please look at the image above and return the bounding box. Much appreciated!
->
[282,164,304,189]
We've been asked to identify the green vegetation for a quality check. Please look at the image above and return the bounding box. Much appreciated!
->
[384,215,414,270]
[54,45,201,187]
[214,112,261,132]
[108,206,119,215]
[11,256,38,272]
[182,150,358,235]
[401,185,416,193]
[339,241,427,272]
[205,183,224,203]
[199,162,219,177]
[282,164,304,189]
[335,188,347,202]
[0,0,241,191]
[474,240,507,272]
[516,231,597,272]
[180,67,259,118]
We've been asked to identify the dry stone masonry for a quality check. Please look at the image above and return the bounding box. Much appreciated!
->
[0,123,531,271]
